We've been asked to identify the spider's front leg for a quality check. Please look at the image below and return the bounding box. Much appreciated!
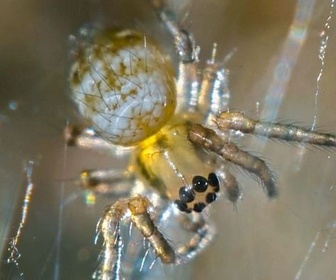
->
[188,123,278,198]
[188,113,336,198]
[95,196,219,279]
[217,111,336,146]
[95,196,176,279]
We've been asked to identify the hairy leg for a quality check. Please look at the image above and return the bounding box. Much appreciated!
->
[188,123,277,198]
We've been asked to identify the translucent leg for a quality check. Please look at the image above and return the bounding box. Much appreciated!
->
[64,124,131,159]
[149,0,200,112]
[198,44,231,124]
[65,124,114,151]
[175,212,216,263]
[78,169,134,196]
[94,196,176,280]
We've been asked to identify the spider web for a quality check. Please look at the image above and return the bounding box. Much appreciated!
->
[1,0,336,280]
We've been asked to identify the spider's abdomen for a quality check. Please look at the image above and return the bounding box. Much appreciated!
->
[70,28,176,146]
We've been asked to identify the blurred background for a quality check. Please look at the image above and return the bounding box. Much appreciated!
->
[1,0,336,279]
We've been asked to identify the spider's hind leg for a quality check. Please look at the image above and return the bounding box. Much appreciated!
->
[64,124,119,152]
[65,124,135,196]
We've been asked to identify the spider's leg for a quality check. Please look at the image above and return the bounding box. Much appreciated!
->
[95,196,176,279]
[65,124,134,196]
[175,212,216,262]
[188,124,277,198]
[149,0,198,63]
[78,169,134,196]
[198,44,231,124]
[217,111,336,146]
[94,199,127,280]
[150,0,200,112]
[65,124,114,151]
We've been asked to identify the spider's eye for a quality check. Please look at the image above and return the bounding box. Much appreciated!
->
[208,173,220,192]
[70,28,176,146]
[192,175,208,192]
[193,202,206,213]
[179,186,195,203]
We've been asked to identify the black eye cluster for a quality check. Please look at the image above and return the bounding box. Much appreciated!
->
[175,173,220,213]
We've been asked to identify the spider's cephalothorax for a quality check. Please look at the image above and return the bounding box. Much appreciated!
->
[67,1,336,279]
[135,120,222,213]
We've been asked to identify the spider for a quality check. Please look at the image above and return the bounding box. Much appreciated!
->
[65,0,336,279]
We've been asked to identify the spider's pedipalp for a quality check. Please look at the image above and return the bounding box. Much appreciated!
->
[217,111,336,147]
[175,212,216,262]
[218,170,241,203]
[188,124,278,198]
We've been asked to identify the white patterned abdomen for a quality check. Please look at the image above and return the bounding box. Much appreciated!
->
[70,29,176,146]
